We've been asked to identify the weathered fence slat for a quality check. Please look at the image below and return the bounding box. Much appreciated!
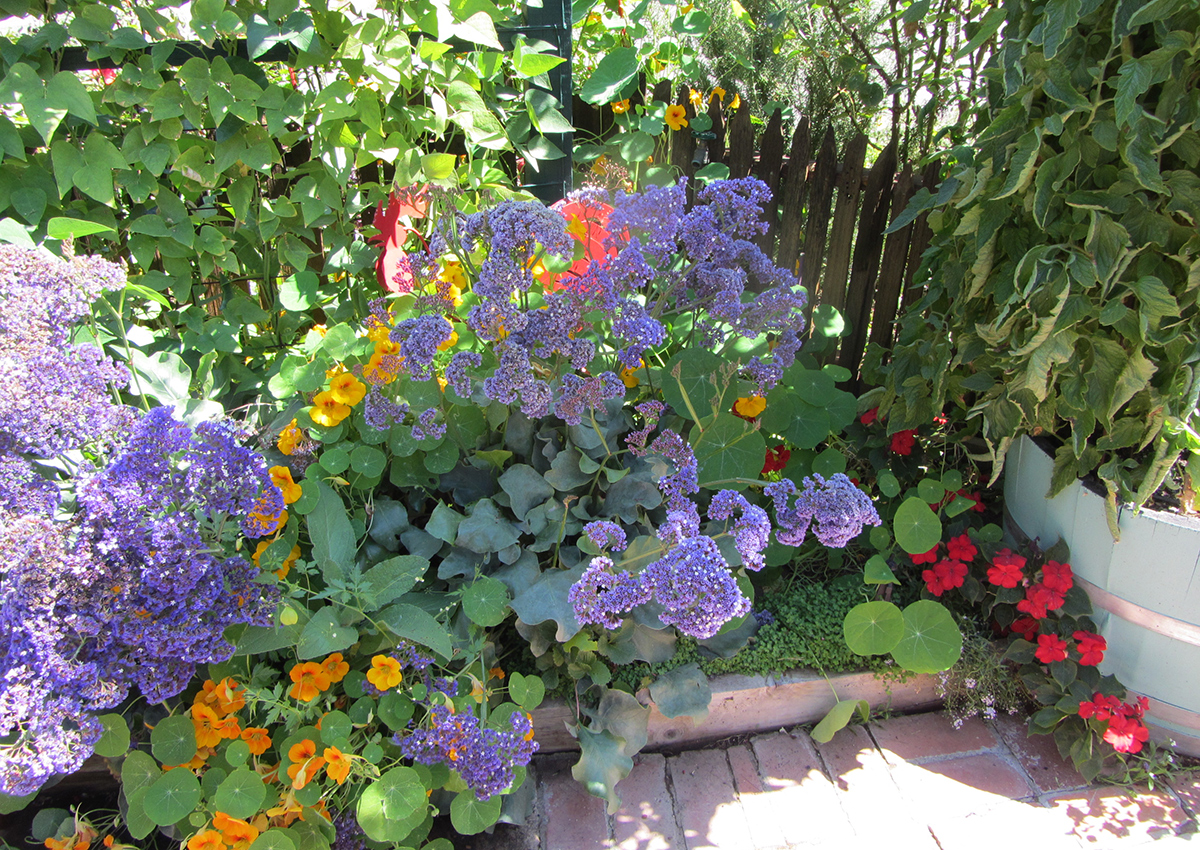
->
[669,87,696,179]
[726,105,754,179]
[754,108,786,254]
[901,160,944,309]
[820,133,868,315]
[776,116,811,276]
[839,138,898,376]
[868,164,917,357]
[800,128,839,298]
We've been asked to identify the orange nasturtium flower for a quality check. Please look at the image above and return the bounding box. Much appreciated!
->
[688,87,703,107]
[277,419,303,455]
[287,740,325,789]
[241,727,272,756]
[268,466,302,505]
[323,746,352,784]
[665,104,689,131]
[732,394,766,419]
[212,678,246,715]
[366,655,403,691]
[193,704,226,748]
[620,361,644,388]
[322,652,350,683]
[186,831,226,850]
[212,813,259,850]
[611,99,631,114]
[309,391,351,427]
[328,372,367,406]
[288,661,332,702]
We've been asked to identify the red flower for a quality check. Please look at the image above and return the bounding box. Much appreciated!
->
[889,429,917,455]
[1016,582,1065,619]
[922,559,967,597]
[911,544,939,566]
[761,445,791,475]
[957,489,985,512]
[986,548,1026,588]
[933,413,949,426]
[1041,560,1073,595]
[859,407,878,426]
[1035,633,1069,664]
[946,533,977,563]
[1078,692,1123,722]
[1073,631,1106,666]
[1104,715,1150,754]
[1010,616,1039,641]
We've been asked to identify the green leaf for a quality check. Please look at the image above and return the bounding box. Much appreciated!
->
[890,600,963,673]
[843,601,904,655]
[46,217,115,239]
[579,47,639,105]
[693,413,766,489]
[498,464,554,521]
[355,767,427,842]
[350,445,387,477]
[513,47,566,79]
[956,6,1005,58]
[462,575,511,627]
[421,152,457,180]
[671,9,712,34]
[509,565,586,642]
[648,662,710,722]
[215,769,267,819]
[863,554,899,584]
[120,750,161,795]
[95,714,130,758]
[124,788,155,840]
[893,497,942,554]
[445,80,509,150]
[877,470,901,498]
[450,792,502,835]
[811,699,869,744]
[617,131,655,164]
[362,555,428,609]
[508,671,545,710]
[917,478,945,505]
[143,768,201,826]
[151,715,198,766]
[661,348,724,421]
[279,271,319,311]
[572,727,633,815]
[129,350,192,406]
[525,89,575,135]
[455,498,520,553]
[297,606,358,659]
[378,603,453,659]
[248,831,298,850]
[309,481,357,576]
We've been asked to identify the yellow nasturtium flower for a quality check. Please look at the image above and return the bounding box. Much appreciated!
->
[328,372,366,406]
[309,391,351,427]
[277,419,302,455]
[269,466,302,505]
[665,104,689,131]
[611,99,631,114]
[733,394,766,419]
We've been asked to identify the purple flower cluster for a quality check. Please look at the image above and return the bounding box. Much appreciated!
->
[625,400,665,455]
[0,246,131,511]
[764,473,881,548]
[583,520,626,551]
[391,314,455,380]
[708,490,771,571]
[363,389,409,431]
[569,556,652,629]
[410,407,446,441]
[642,536,751,639]
[446,350,482,398]
[554,372,625,426]
[397,705,537,800]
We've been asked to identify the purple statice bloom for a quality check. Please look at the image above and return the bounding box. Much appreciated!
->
[584,520,626,552]
[656,506,701,546]
[690,265,747,324]
[410,407,446,441]
[625,400,665,456]
[554,372,624,426]
[446,350,482,398]
[363,389,409,431]
[0,451,59,514]
[612,299,666,368]
[607,180,687,266]
[646,430,698,513]
[601,236,658,296]
[569,556,651,629]
[708,490,772,571]
[694,177,774,238]
[391,314,454,380]
[331,810,368,850]
[753,609,776,626]
[397,704,537,800]
[642,535,751,639]
[765,473,880,548]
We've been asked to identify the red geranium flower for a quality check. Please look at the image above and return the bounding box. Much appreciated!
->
[946,533,977,562]
[911,544,939,566]
[957,489,985,512]
[889,429,917,455]
[1042,560,1074,595]
[1016,582,1065,619]
[1010,616,1039,641]
[922,559,967,597]
[986,548,1026,588]
[859,407,878,426]
[1104,715,1150,754]
[1035,633,1069,664]
[1073,631,1106,666]
[761,445,791,475]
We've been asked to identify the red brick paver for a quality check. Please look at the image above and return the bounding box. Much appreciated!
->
[610,753,682,850]
[669,748,755,850]
[993,712,1090,794]
[539,753,609,850]
[871,712,997,762]
[1044,784,1192,845]
[748,731,855,848]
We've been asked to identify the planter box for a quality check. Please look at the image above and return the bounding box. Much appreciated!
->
[530,667,941,753]
[1004,434,1200,755]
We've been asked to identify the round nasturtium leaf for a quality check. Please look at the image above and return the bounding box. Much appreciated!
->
[225,739,251,766]
[143,767,201,826]
[890,600,964,673]
[842,601,904,656]
[917,478,945,505]
[449,791,502,835]
[462,576,511,628]
[94,713,130,758]
[863,554,899,585]
[248,830,298,850]
[318,710,352,747]
[215,769,268,819]
[893,496,943,554]
[355,767,427,842]
[120,750,161,795]
[150,715,198,767]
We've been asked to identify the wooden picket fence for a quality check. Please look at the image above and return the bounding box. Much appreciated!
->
[574,83,943,382]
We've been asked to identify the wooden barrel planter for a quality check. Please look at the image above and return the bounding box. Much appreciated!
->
[1004,435,1200,755]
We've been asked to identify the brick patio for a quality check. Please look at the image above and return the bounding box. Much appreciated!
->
[457,711,1200,849]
